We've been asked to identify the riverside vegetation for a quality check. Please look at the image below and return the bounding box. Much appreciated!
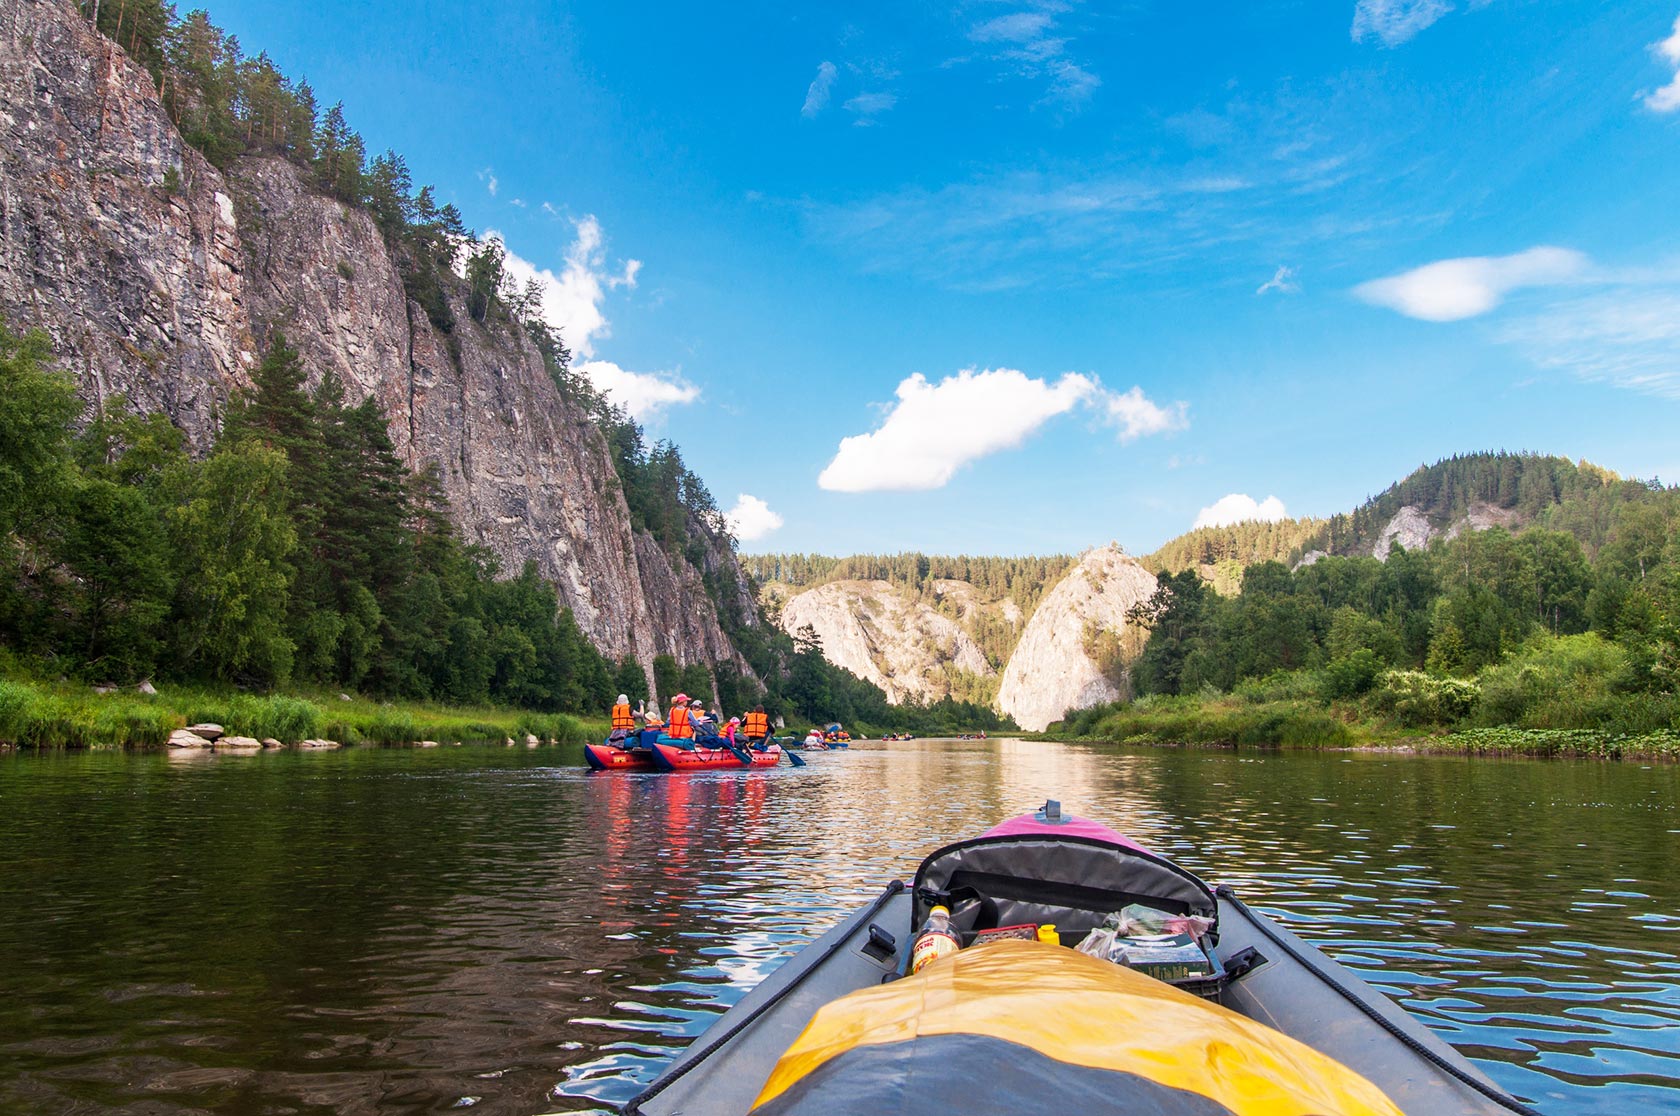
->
[0,319,1006,747]
[1050,456,1680,761]
[1,1,1017,746]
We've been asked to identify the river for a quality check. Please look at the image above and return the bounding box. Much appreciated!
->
[0,739,1676,1115]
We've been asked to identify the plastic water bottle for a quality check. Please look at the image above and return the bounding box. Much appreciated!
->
[910,905,961,974]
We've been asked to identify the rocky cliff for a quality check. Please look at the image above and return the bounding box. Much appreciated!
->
[779,579,994,704]
[995,546,1157,732]
[0,0,753,686]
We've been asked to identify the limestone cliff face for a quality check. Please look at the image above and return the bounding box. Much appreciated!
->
[780,580,993,705]
[0,0,752,682]
[995,546,1157,732]
[1370,503,1520,561]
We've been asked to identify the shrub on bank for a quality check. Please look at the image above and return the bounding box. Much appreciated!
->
[1084,697,1350,749]
[0,677,601,748]
[1370,670,1480,728]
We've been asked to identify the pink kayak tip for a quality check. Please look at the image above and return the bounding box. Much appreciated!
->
[982,811,1151,853]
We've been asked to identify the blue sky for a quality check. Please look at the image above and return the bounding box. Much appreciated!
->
[209,0,1680,556]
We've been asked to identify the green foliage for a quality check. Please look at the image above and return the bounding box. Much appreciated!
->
[1321,649,1382,700]
[1142,518,1327,588]
[1370,670,1481,728]
[1061,694,1351,749]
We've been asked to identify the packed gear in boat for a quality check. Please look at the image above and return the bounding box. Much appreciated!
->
[627,800,1539,1116]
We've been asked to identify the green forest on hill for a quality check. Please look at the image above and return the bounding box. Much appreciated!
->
[1060,457,1680,756]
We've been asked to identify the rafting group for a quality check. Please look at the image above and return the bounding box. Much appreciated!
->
[585,694,801,772]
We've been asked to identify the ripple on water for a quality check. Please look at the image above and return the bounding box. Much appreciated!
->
[2,740,1679,1114]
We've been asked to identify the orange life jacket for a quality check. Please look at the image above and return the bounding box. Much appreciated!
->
[667,705,693,739]
[744,711,769,738]
[611,703,636,731]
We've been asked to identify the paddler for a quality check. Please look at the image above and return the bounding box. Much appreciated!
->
[609,693,636,743]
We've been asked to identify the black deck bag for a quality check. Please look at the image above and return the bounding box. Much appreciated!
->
[911,834,1219,949]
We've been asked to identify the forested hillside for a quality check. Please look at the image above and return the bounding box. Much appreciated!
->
[0,3,1017,737]
[1088,483,1680,743]
[1141,518,1327,594]
[1303,453,1662,560]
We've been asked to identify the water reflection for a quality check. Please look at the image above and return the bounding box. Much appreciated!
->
[0,740,1676,1115]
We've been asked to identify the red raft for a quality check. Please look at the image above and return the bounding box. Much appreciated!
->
[652,741,783,772]
[584,738,786,772]
[584,740,659,772]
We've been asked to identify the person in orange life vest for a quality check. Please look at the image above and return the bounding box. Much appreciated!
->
[609,694,636,743]
[664,695,694,743]
[743,706,770,744]
[722,716,741,746]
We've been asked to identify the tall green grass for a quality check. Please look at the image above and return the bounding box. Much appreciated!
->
[0,677,602,749]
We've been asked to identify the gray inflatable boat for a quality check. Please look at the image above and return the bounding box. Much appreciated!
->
[627,804,1539,1116]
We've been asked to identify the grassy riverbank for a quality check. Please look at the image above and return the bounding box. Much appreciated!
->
[1041,691,1680,761]
[0,677,603,749]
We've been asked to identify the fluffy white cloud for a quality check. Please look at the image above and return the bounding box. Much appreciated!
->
[1194,494,1288,529]
[724,494,784,542]
[1351,0,1454,47]
[490,220,696,420]
[1353,246,1587,321]
[576,359,700,421]
[818,368,1184,492]
[492,217,640,358]
[1098,385,1189,442]
[1646,14,1680,112]
[1256,265,1300,296]
[803,61,838,118]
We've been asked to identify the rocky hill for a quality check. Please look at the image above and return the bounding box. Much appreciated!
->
[994,546,1156,731]
[779,580,993,705]
[0,0,754,685]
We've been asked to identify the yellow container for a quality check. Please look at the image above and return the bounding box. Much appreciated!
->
[1037,924,1060,946]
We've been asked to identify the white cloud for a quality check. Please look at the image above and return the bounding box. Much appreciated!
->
[1097,385,1189,442]
[803,61,838,118]
[724,494,783,542]
[844,91,897,120]
[576,359,701,420]
[1256,265,1300,296]
[1194,494,1288,529]
[1645,14,1680,112]
[1353,246,1587,321]
[970,12,1055,43]
[489,221,699,421]
[479,167,499,196]
[1497,286,1680,398]
[818,369,1183,492]
[1351,0,1455,47]
[491,217,640,358]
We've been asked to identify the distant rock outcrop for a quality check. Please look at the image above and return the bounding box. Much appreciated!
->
[780,580,993,704]
[0,0,755,686]
[1371,502,1523,560]
[995,546,1157,732]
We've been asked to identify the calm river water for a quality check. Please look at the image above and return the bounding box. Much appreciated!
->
[1,739,1677,1115]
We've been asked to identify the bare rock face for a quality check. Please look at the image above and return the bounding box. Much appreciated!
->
[995,546,1157,732]
[780,580,993,704]
[0,0,753,683]
[1370,505,1433,558]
